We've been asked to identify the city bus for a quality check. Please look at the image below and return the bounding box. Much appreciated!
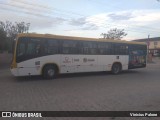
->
[10,33,147,79]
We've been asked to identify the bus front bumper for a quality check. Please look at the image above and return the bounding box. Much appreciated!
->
[10,68,18,76]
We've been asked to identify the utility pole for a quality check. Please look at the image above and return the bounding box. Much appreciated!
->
[147,34,152,62]
[148,34,150,55]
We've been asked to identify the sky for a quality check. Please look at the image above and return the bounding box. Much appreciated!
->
[0,0,160,41]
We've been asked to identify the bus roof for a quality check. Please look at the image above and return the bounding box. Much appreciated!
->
[17,33,146,45]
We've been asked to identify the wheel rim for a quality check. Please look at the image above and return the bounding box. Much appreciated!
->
[113,64,120,74]
[47,69,55,77]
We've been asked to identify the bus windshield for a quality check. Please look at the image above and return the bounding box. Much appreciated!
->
[16,37,59,63]
[16,37,42,63]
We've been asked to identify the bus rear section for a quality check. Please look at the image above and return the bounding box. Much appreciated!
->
[128,44,147,69]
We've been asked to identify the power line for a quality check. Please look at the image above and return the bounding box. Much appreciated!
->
[0,1,159,37]
[0,2,74,20]
[0,4,157,36]
[10,0,160,32]
[88,0,160,30]
[11,0,86,17]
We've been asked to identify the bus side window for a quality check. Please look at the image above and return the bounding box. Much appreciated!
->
[36,44,41,55]
[83,42,90,54]
[62,47,70,54]
[106,43,112,55]
[98,43,105,55]
[91,42,98,54]
[113,44,128,55]
[83,47,89,54]
[62,40,79,54]
[17,43,25,56]
[46,39,59,55]
[69,40,78,54]
[77,41,83,54]
[83,41,98,55]
[62,40,71,54]
[26,43,36,55]
[26,38,42,56]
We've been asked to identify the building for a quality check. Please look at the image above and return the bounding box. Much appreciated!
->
[133,37,160,56]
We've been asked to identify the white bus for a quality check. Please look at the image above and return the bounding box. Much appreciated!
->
[11,33,147,79]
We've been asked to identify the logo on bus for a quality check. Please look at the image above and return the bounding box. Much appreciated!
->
[63,57,71,63]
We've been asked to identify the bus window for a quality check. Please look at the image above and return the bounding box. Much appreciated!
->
[83,41,97,55]
[128,44,147,68]
[62,47,70,54]
[77,41,83,54]
[26,38,41,56]
[16,37,27,62]
[106,43,112,55]
[26,43,36,55]
[90,48,97,54]
[16,37,43,63]
[47,39,59,55]
[62,40,78,54]
[36,44,41,55]
[17,42,25,57]
[113,44,128,55]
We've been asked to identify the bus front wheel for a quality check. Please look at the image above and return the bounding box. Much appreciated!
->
[111,63,121,74]
[43,65,56,79]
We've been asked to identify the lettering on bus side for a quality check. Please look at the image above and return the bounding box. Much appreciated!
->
[83,58,95,63]
[63,57,71,63]
[73,59,79,62]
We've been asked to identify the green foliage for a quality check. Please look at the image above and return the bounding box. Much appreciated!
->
[0,21,30,52]
[0,21,30,39]
[0,29,7,52]
[101,28,127,40]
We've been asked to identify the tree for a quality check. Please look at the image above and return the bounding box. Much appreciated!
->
[101,28,127,40]
[0,21,30,52]
[0,28,7,52]
[0,21,30,39]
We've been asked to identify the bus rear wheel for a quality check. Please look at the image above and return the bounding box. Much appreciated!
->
[43,65,56,79]
[111,63,121,74]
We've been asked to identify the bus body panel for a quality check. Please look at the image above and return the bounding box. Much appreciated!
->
[60,55,98,73]
[13,55,61,76]
[11,55,129,76]
[97,55,129,71]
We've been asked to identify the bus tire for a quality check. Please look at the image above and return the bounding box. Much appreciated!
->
[111,63,121,74]
[43,65,56,79]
